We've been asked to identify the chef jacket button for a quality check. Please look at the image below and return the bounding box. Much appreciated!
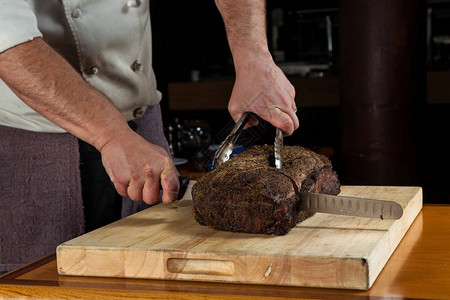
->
[72,8,82,18]
[86,66,99,75]
[132,60,143,72]
[127,0,141,8]
[133,107,144,118]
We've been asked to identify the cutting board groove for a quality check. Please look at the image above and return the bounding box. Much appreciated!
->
[57,183,422,290]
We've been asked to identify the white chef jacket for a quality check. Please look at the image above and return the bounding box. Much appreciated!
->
[0,0,161,133]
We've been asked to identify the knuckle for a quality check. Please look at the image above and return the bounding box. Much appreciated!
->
[143,166,155,179]
[277,115,294,134]
[282,117,294,129]
[129,169,140,182]
[279,93,291,107]
[227,104,239,114]
[114,174,129,186]
[161,155,172,165]
[160,156,175,170]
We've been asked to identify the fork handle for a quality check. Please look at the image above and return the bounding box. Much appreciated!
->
[229,112,250,138]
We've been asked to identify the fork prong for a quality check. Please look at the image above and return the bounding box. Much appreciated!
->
[211,112,251,169]
[274,128,283,169]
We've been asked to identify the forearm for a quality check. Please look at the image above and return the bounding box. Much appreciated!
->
[0,38,130,150]
[215,0,272,65]
[215,0,298,135]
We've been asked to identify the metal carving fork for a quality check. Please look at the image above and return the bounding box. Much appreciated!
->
[211,112,253,169]
[274,128,283,169]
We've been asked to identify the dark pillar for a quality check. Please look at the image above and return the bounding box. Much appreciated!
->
[339,0,423,185]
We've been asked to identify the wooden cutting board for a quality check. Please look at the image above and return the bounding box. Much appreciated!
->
[57,183,422,290]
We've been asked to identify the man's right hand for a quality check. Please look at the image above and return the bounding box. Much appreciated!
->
[0,38,179,205]
[99,130,180,205]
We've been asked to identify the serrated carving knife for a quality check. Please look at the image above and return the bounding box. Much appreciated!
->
[298,192,403,220]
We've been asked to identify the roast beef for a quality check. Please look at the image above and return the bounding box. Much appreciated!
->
[191,145,340,235]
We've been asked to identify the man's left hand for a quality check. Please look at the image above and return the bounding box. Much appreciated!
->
[228,52,299,136]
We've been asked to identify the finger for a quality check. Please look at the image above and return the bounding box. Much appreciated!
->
[229,110,259,130]
[108,172,129,197]
[292,105,299,130]
[141,164,160,205]
[277,87,299,132]
[160,167,179,204]
[228,109,243,124]
[255,92,298,134]
[127,178,145,202]
[243,113,259,129]
[142,178,161,205]
[286,106,299,132]
[261,74,296,131]
[270,68,296,111]
[112,181,128,197]
[278,111,296,136]
[263,107,295,136]
[287,82,296,99]
[279,79,299,134]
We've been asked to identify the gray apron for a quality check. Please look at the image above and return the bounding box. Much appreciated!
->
[0,103,169,272]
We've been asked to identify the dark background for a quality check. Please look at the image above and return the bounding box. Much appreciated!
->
[149,0,450,204]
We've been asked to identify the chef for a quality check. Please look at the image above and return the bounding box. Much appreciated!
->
[0,0,298,273]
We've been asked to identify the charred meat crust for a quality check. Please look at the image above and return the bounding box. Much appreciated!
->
[192,145,340,235]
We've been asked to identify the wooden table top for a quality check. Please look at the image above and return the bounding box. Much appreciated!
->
[1,204,449,300]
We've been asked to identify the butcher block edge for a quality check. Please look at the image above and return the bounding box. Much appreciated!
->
[57,185,422,290]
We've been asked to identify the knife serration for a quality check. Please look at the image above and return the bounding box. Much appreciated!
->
[298,192,403,220]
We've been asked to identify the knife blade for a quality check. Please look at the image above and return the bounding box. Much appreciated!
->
[298,192,403,220]
[274,128,283,169]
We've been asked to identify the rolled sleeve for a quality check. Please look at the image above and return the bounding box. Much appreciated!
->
[0,0,42,53]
